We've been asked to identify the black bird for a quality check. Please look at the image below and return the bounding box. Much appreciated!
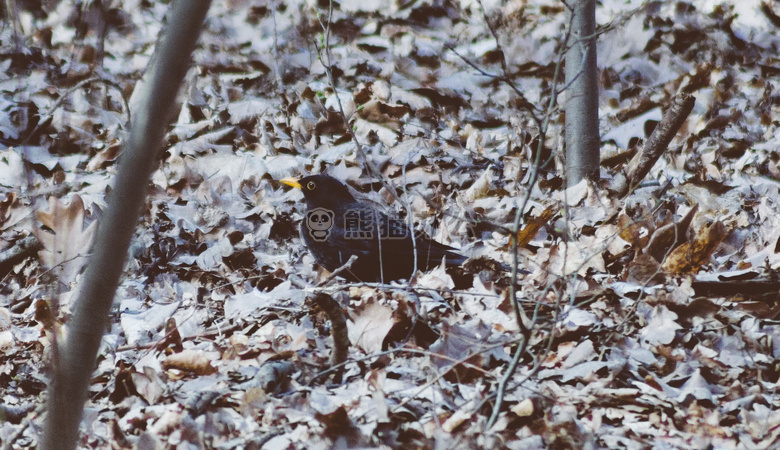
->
[281,174,468,282]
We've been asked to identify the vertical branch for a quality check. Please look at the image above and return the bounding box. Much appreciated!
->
[39,2,212,449]
[484,1,577,429]
[314,1,400,203]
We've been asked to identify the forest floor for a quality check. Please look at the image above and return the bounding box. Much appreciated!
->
[1,0,780,448]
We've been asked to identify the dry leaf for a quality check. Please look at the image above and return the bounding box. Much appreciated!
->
[314,110,347,135]
[35,195,97,286]
[516,205,556,248]
[645,204,699,263]
[617,213,651,249]
[464,168,492,201]
[511,399,535,417]
[357,99,410,129]
[661,221,727,275]
[131,367,165,404]
[626,253,666,285]
[348,300,396,353]
[442,405,473,433]
[0,192,19,229]
[428,320,503,383]
[162,349,217,375]
[86,142,121,171]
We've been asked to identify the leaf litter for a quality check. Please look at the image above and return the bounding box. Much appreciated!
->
[1,0,780,448]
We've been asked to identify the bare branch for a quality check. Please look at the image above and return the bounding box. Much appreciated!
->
[314,1,401,203]
[316,254,358,287]
[622,93,696,196]
[40,2,212,449]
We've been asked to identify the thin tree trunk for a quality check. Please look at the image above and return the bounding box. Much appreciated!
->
[39,2,211,449]
[565,0,600,186]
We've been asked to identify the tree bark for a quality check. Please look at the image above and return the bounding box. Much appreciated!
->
[565,0,600,186]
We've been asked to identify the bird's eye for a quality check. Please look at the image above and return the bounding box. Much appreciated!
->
[307,181,316,190]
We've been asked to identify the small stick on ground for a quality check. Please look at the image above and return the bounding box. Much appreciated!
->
[310,292,349,384]
[621,93,695,196]
[317,254,358,287]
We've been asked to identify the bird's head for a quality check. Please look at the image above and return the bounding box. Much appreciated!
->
[280,174,356,210]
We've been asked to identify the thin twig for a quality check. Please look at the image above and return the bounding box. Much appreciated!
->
[23,76,132,146]
[314,1,401,203]
[622,94,695,196]
[316,254,358,287]
[484,0,576,428]
[306,340,507,389]
[389,339,513,414]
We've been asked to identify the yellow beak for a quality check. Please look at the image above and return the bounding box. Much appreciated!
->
[280,177,302,189]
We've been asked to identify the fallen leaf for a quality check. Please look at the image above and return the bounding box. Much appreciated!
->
[617,213,651,249]
[662,221,727,274]
[348,300,396,353]
[35,195,97,286]
[162,349,217,375]
[645,204,699,263]
[515,205,555,248]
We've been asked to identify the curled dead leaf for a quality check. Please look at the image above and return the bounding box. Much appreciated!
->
[35,195,97,286]
[0,192,18,228]
[464,168,493,201]
[348,300,397,353]
[515,205,555,248]
[617,213,651,249]
[156,317,183,354]
[511,398,535,417]
[645,204,699,263]
[162,349,217,375]
[442,407,472,433]
[661,221,727,275]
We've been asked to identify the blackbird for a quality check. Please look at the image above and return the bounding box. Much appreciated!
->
[281,174,468,282]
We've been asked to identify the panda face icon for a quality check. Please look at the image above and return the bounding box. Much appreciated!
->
[305,207,334,241]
